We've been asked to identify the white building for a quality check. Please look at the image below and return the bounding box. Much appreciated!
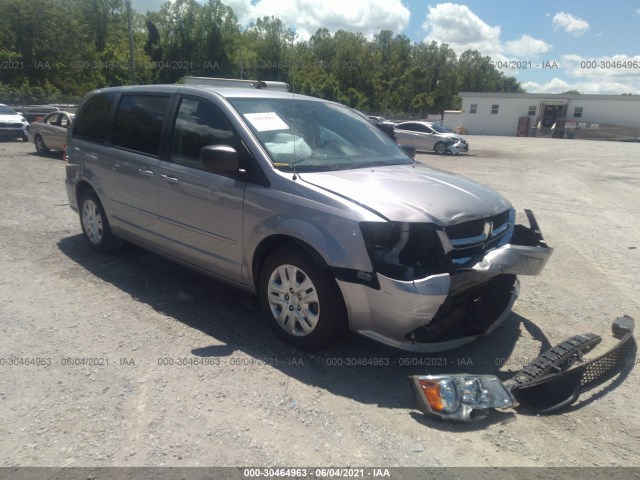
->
[446,92,640,137]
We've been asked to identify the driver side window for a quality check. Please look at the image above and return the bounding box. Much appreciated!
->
[171,97,238,169]
[45,113,61,125]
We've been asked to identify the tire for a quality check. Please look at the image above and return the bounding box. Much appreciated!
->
[35,134,49,154]
[21,133,28,142]
[79,190,123,253]
[434,142,447,154]
[258,247,346,350]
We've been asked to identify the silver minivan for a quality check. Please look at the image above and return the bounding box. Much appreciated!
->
[65,82,552,351]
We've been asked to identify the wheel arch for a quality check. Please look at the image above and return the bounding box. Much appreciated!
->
[251,234,329,291]
[75,180,97,206]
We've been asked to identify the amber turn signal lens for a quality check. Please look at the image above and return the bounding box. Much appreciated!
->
[419,380,444,411]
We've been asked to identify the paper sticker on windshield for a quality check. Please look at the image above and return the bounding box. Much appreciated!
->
[244,112,289,132]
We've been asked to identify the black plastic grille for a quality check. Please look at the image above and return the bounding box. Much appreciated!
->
[445,209,511,240]
[581,334,636,389]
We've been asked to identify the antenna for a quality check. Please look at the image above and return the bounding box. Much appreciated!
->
[292,88,297,181]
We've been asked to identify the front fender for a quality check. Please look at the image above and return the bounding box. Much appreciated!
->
[242,187,374,288]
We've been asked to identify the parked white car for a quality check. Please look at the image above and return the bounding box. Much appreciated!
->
[0,104,29,141]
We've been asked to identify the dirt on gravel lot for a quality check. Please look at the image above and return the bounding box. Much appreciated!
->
[0,136,639,468]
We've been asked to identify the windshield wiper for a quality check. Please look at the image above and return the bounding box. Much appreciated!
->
[342,160,406,170]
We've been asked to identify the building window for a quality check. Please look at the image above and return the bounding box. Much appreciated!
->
[491,104,499,115]
[469,104,477,114]
[528,105,537,116]
[573,107,583,118]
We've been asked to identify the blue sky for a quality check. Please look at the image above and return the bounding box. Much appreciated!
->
[132,0,640,94]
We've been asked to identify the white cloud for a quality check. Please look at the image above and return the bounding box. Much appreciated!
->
[503,35,552,56]
[552,11,589,36]
[250,0,411,40]
[524,77,638,94]
[223,0,254,24]
[422,3,551,61]
[523,54,640,93]
[560,54,640,79]
[132,0,411,40]
[422,3,502,56]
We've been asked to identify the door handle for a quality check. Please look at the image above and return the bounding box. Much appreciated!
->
[138,168,155,177]
[160,174,180,184]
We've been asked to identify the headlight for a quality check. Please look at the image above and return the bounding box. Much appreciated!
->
[411,375,514,421]
[359,222,448,280]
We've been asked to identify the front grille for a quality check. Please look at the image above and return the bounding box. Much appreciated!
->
[445,210,511,240]
[0,122,23,128]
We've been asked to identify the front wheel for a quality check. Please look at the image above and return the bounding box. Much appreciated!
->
[79,190,123,253]
[259,248,346,350]
[35,134,49,154]
[434,142,447,154]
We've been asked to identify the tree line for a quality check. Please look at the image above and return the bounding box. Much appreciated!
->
[0,0,524,116]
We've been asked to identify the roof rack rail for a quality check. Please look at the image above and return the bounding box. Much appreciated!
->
[182,76,290,92]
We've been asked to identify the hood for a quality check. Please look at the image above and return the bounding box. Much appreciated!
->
[0,114,26,123]
[298,163,511,224]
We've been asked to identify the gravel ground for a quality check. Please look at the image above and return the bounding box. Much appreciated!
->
[0,136,639,468]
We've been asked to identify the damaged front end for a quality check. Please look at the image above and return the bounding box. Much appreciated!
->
[411,316,637,421]
[337,209,552,352]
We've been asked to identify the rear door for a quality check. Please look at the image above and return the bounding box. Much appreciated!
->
[395,122,433,151]
[155,95,247,283]
[97,93,172,247]
[41,113,61,147]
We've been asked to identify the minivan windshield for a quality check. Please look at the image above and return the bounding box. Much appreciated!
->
[228,97,412,172]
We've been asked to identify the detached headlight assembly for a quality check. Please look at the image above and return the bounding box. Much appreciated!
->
[411,375,514,422]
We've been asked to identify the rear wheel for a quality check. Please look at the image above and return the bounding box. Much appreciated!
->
[35,134,49,154]
[434,142,447,154]
[259,248,346,350]
[79,190,123,253]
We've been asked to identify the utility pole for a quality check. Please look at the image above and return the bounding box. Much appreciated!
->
[126,0,136,84]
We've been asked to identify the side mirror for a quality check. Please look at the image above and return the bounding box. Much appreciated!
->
[400,144,416,159]
[200,145,241,175]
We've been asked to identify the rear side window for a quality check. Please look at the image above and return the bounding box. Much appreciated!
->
[72,93,115,142]
[112,95,170,156]
[397,123,420,132]
[171,97,237,168]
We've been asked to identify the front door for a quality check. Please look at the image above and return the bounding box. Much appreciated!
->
[156,96,246,283]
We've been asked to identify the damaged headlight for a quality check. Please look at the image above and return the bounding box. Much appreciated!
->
[411,374,514,421]
[359,222,448,280]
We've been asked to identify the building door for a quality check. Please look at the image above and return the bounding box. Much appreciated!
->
[537,103,568,137]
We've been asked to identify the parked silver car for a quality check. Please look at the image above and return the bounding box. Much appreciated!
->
[394,121,469,155]
[65,82,551,352]
[28,111,75,153]
[0,104,29,141]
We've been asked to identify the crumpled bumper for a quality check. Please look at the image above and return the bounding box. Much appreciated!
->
[447,141,469,155]
[337,210,552,352]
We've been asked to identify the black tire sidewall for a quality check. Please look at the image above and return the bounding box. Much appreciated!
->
[258,248,345,351]
[35,135,47,153]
